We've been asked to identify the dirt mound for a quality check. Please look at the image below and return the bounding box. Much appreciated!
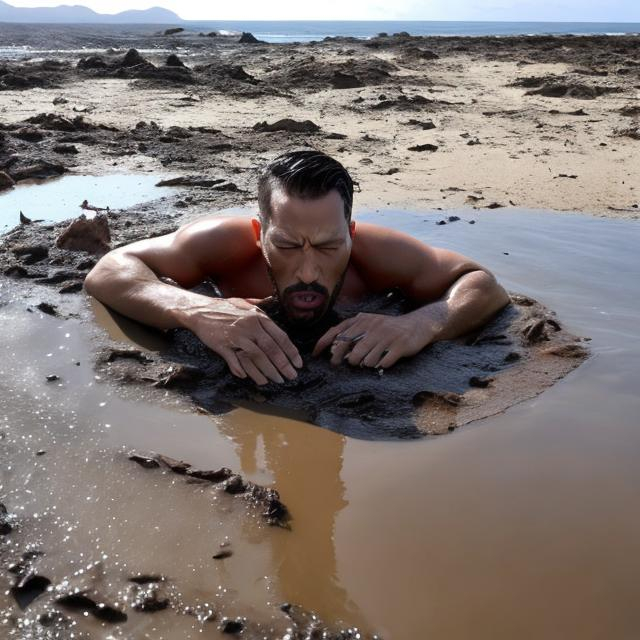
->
[96,291,589,440]
[525,82,623,99]
[266,56,397,91]
[253,118,321,133]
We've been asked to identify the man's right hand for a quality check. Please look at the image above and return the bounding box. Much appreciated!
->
[187,297,303,385]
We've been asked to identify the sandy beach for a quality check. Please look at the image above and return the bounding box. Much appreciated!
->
[0,26,638,217]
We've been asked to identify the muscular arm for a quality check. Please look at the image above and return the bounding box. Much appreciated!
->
[314,224,510,367]
[85,217,302,384]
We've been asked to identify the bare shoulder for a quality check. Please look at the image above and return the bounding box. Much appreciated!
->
[117,215,259,288]
[351,221,486,300]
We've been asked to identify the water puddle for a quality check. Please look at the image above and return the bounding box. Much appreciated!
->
[1,208,639,638]
[0,174,180,228]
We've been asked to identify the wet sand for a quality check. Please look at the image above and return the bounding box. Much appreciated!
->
[1,208,639,638]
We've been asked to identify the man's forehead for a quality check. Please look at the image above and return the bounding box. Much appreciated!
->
[268,187,347,227]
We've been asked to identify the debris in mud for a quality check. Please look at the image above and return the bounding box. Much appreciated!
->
[0,502,13,535]
[525,83,622,99]
[55,213,111,255]
[253,118,321,133]
[408,143,438,152]
[11,574,52,609]
[56,592,128,623]
[0,170,15,190]
[36,302,58,316]
[130,582,170,612]
[126,451,291,527]
[7,159,66,182]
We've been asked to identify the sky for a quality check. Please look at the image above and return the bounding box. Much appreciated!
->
[6,0,640,22]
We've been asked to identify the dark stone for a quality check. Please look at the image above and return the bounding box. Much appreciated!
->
[14,127,44,142]
[46,374,59,382]
[164,27,184,36]
[59,282,84,294]
[128,452,160,469]
[223,475,247,494]
[187,468,232,482]
[0,502,12,535]
[11,575,51,609]
[239,32,262,44]
[469,376,493,388]
[253,118,321,133]
[166,54,186,68]
[212,549,233,560]
[53,143,79,154]
[36,302,58,316]
[220,618,245,634]
[408,143,438,152]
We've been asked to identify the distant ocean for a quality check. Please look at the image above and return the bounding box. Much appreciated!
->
[184,20,640,43]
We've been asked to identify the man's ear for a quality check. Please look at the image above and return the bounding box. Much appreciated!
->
[349,220,356,239]
[251,218,262,247]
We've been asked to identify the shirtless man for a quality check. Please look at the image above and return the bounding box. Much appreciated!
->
[85,150,509,386]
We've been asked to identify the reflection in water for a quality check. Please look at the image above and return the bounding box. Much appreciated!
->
[220,409,360,627]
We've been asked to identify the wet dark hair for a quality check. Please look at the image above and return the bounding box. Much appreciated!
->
[257,150,354,225]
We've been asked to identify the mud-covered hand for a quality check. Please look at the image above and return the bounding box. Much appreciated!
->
[312,312,436,369]
[189,297,302,385]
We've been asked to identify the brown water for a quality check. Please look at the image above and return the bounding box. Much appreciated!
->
[1,208,639,639]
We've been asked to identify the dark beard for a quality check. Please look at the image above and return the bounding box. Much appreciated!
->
[259,266,347,353]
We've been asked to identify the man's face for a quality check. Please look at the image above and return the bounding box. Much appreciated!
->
[259,187,353,326]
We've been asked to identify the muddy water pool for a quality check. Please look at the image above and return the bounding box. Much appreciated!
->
[1,208,639,639]
[0,174,180,228]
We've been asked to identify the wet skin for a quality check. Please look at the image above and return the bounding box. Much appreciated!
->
[85,188,510,385]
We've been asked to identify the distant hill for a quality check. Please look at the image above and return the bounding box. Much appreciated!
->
[0,0,183,23]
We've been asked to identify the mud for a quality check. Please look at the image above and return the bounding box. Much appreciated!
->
[95,290,588,439]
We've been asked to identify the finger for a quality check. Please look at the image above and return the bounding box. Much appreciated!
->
[376,344,404,369]
[330,326,365,365]
[236,338,285,384]
[259,316,303,369]
[346,336,385,367]
[361,343,390,368]
[236,351,269,386]
[254,327,298,380]
[218,347,248,379]
[312,318,357,356]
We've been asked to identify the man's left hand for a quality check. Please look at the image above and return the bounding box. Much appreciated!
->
[312,312,436,369]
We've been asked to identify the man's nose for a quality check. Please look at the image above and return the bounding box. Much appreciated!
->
[296,251,321,284]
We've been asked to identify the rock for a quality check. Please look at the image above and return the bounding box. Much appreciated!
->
[155,453,191,474]
[223,474,247,494]
[128,452,160,469]
[36,302,58,316]
[52,95,68,105]
[78,55,109,69]
[53,143,79,154]
[19,211,32,224]
[163,27,184,36]
[11,574,51,609]
[119,49,150,68]
[542,343,590,358]
[525,83,621,99]
[12,243,49,264]
[46,374,59,382]
[0,170,15,190]
[9,160,65,182]
[405,118,436,130]
[129,574,164,584]
[166,54,186,68]
[59,281,83,294]
[469,376,493,388]
[408,143,438,152]
[14,127,44,142]
[220,618,245,634]
[157,175,217,187]
[186,468,232,482]
[253,118,321,133]
[0,502,13,535]
[56,593,127,623]
[239,32,262,44]
[55,214,111,256]
[212,549,233,560]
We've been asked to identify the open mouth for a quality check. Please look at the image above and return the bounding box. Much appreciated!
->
[288,291,327,311]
